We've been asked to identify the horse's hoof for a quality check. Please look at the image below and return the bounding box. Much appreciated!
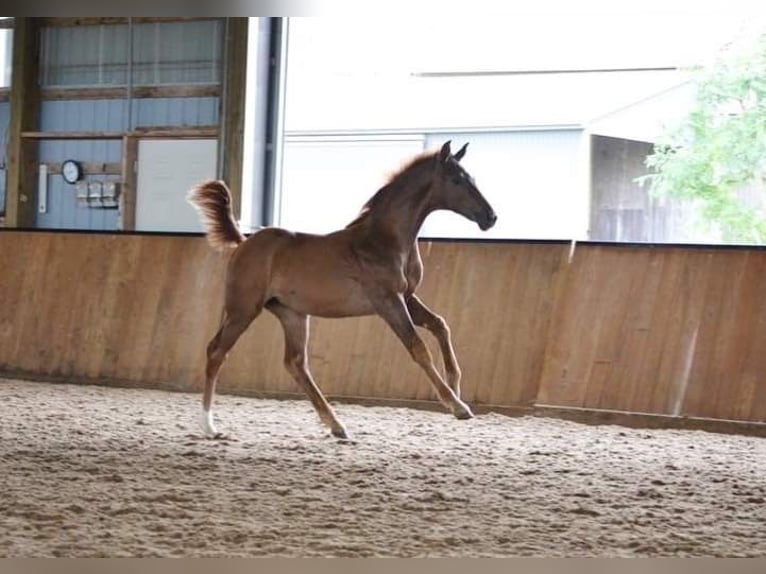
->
[453,402,474,420]
[199,409,221,438]
[331,426,350,440]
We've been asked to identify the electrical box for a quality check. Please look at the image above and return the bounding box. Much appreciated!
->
[75,181,121,209]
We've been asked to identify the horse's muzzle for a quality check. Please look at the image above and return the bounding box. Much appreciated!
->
[478,211,497,231]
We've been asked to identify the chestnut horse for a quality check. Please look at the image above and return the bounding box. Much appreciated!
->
[188,141,497,439]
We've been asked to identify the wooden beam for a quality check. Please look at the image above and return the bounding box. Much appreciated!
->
[22,131,125,140]
[119,136,138,231]
[41,162,123,176]
[21,126,219,140]
[219,17,249,219]
[41,85,221,101]
[532,405,766,439]
[131,126,219,138]
[5,18,41,228]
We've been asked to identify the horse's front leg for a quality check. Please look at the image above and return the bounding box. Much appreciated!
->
[406,294,462,397]
[373,291,472,420]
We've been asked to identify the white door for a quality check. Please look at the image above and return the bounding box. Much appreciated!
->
[135,139,218,232]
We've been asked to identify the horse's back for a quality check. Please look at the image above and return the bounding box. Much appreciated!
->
[224,226,375,317]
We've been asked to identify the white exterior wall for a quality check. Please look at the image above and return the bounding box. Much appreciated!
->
[278,129,589,240]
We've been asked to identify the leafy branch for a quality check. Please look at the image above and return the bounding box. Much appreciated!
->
[639,31,766,243]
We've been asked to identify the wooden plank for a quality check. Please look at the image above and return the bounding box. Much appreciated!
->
[83,235,139,380]
[612,249,666,412]
[532,405,766,439]
[681,251,745,418]
[132,126,219,138]
[22,127,219,140]
[219,18,249,219]
[581,247,650,410]
[738,254,766,422]
[93,235,145,381]
[119,136,138,231]
[720,252,766,421]
[22,131,126,140]
[682,250,766,421]
[41,85,221,101]
[41,162,122,176]
[8,235,54,372]
[702,251,754,420]
[537,245,603,406]
[53,236,107,376]
[635,249,703,414]
[0,234,34,366]
[5,18,41,228]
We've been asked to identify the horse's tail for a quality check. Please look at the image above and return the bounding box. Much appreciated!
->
[187,179,245,250]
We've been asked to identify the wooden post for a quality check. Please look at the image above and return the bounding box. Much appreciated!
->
[219,17,248,219]
[5,18,41,228]
[119,135,138,231]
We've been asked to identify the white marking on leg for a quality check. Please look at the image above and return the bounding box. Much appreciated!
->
[199,408,218,438]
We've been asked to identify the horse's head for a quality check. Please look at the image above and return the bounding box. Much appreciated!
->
[432,141,497,231]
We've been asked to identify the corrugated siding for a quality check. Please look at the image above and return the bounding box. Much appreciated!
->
[132,21,222,85]
[132,97,219,127]
[41,20,222,87]
[40,99,128,131]
[36,97,218,230]
[40,97,219,132]
[36,139,123,230]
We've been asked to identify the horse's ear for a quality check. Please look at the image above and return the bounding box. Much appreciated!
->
[454,142,468,162]
[438,141,452,163]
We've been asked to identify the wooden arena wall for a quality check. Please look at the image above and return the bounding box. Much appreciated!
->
[1,230,765,426]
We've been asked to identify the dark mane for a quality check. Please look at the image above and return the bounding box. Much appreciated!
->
[346,151,437,228]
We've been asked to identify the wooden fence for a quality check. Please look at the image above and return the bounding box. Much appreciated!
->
[1,230,764,429]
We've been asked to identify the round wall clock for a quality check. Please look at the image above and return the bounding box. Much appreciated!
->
[62,159,83,184]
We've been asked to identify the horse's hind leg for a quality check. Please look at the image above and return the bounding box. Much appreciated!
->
[266,300,349,439]
[201,304,261,438]
[407,294,462,397]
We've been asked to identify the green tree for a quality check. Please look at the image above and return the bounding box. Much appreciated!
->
[639,30,766,243]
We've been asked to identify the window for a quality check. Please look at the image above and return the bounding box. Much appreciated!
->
[0,20,11,87]
[279,13,760,243]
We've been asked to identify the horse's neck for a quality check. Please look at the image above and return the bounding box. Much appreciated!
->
[367,173,435,248]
